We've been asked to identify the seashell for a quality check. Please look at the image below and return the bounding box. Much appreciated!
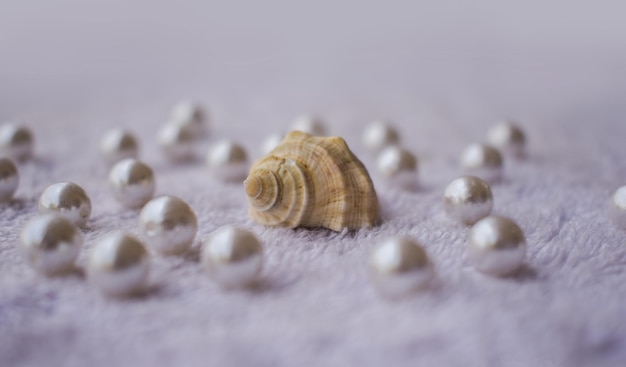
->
[243,131,379,231]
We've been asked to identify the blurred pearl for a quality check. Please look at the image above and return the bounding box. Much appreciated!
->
[610,185,626,230]
[468,216,526,276]
[139,195,198,255]
[202,225,263,288]
[444,176,493,225]
[292,115,327,136]
[38,182,91,227]
[486,121,526,158]
[170,101,209,138]
[207,140,248,182]
[100,128,139,165]
[109,158,156,209]
[260,132,285,155]
[158,122,196,161]
[460,143,503,183]
[0,158,19,201]
[369,237,433,298]
[362,121,399,153]
[20,214,83,276]
[376,145,418,190]
[0,123,34,161]
[88,232,149,297]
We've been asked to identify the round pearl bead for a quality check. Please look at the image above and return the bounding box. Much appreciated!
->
[20,214,83,276]
[486,121,526,158]
[369,237,433,298]
[100,128,139,165]
[460,143,503,183]
[202,225,263,288]
[207,140,248,182]
[443,176,493,225]
[0,158,19,202]
[376,145,418,190]
[260,132,285,155]
[38,182,92,227]
[170,101,209,138]
[468,216,526,276]
[292,115,327,136]
[158,122,196,161]
[139,195,198,255]
[0,123,34,161]
[109,158,156,209]
[610,185,626,230]
[88,232,149,297]
[362,121,399,153]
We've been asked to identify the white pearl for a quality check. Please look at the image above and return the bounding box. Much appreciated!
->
[170,101,209,138]
[88,232,150,297]
[610,185,626,230]
[139,195,198,255]
[0,123,34,161]
[38,182,92,227]
[0,158,19,201]
[202,225,263,288]
[20,214,83,276]
[443,176,493,225]
[109,158,156,209]
[468,216,526,276]
[158,122,196,161]
[100,128,139,165]
[376,145,418,190]
[369,237,433,298]
[486,121,526,158]
[260,132,285,155]
[292,115,327,136]
[362,121,399,153]
[460,143,503,183]
[207,140,248,182]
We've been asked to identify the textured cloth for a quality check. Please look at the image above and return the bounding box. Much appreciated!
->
[1,2,626,366]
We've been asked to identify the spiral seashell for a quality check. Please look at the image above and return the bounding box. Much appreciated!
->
[244,131,379,231]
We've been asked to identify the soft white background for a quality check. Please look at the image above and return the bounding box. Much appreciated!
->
[1,1,625,366]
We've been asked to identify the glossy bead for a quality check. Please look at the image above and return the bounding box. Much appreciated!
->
[202,225,263,288]
[260,132,285,155]
[610,185,626,230]
[460,143,503,183]
[170,101,209,138]
[20,214,83,276]
[0,123,34,161]
[158,122,196,161]
[100,128,139,165]
[486,121,526,158]
[468,216,526,276]
[109,158,156,209]
[369,237,433,298]
[362,121,399,153]
[376,145,418,190]
[443,176,493,225]
[139,195,198,255]
[207,140,248,182]
[88,232,149,297]
[0,158,19,201]
[292,115,327,136]
[38,182,92,227]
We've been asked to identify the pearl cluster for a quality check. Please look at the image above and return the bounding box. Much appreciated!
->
[361,120,419,190]
[6,109,623,303]
[8,108,266,298]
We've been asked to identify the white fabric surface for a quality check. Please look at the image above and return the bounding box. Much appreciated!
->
[1,1,626,366]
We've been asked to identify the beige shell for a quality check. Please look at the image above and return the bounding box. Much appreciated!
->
[244,131,379,231]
